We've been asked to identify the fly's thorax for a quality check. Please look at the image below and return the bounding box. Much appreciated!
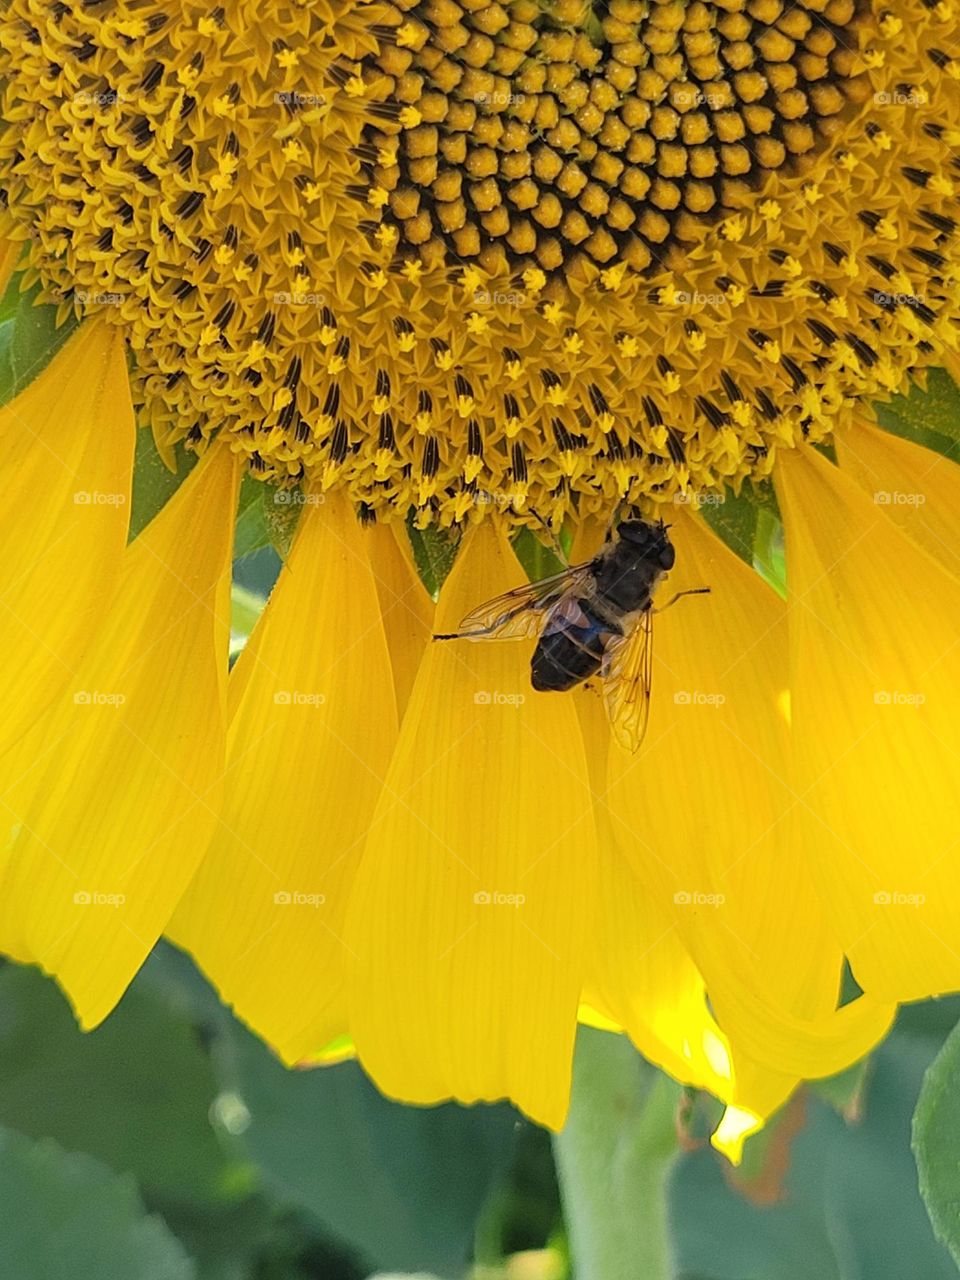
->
[591,540,656,614]
[590,519,674,613]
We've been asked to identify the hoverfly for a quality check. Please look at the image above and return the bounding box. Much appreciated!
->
[434,516,709,751]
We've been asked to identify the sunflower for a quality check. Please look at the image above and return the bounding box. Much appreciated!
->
[0,0,958,1160]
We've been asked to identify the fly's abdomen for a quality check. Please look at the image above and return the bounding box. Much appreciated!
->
[530,604,610,692]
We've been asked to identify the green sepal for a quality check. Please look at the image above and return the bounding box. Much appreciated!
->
[0,277,77,406]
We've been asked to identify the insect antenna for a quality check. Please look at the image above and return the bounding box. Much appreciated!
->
[655,587,711,613]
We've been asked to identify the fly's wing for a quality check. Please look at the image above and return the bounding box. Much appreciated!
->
[601,607,654,752]
[439,562,596,641]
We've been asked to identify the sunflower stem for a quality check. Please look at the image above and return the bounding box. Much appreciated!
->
[553,1027,681,1280]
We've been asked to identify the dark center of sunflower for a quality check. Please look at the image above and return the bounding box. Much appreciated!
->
[363,0,869,273]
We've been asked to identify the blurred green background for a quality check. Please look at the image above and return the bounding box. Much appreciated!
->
[0,940,957,1280]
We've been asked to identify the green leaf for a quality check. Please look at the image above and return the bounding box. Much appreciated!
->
[130,427,198,541]
[511,527,567,581]
[0,262,25,322]
[406,518,462,597]
[553,1028,681,1280]
[696,483,762,565]
[875,369,960,456]
[212,1020,518,1277]
[144,1197,353,1280]
[914,1017,960,1266]
[234,479,305,562]
[230,583,267,659]
[0,963,247,1206]
[232,477,273,559]
[0,1126,194,1280]
[695,482,786,595]
[0,282,77,406]
[262,486,303,560]
[753,504,786,598]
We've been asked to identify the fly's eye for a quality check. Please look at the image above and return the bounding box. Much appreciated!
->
[658,545,675,570]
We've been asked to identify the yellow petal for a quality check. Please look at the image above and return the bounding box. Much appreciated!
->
[576,682,735,1098]
[836,421,960,581]
[0,321,135,754]
[607,507,893,1077]
[368,520,434,717]
[776,446,960,1001]
[170,493,399,1061]
[0,239,21,296]
[346,522,597,1129]
[573,565,798,1160]
[0,446,237,1024]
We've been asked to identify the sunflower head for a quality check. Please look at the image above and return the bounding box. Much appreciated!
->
[1,0,958,529]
